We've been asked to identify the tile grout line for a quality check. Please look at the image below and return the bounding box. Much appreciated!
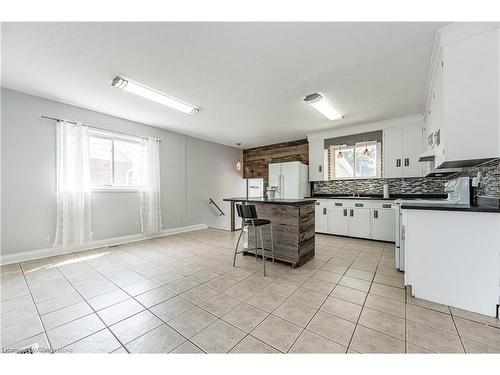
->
[54,239,228,353]
[449,305,467,353]
[224,257,314,353]
[68,236,262,353]
[344,243,381,352]
[404,288,408,353]
[17,265,52,350]
[280,240,357,353]
[66,256,201,352]
[52,264,131,353]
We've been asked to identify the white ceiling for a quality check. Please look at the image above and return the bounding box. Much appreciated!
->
[1,22,449,148]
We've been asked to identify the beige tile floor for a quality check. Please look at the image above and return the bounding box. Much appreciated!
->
[1,229,500,354]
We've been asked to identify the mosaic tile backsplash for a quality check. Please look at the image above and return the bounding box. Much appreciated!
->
[455,158,499,198]
[313,158,500,197]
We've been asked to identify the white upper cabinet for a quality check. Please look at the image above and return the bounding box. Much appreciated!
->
[308,139,326,181]
[426,24,500,168]
[423,50,444,174]
[402,124,424,177]
[382,127,404,178]
[383,124,424,178]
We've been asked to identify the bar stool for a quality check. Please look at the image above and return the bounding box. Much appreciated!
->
[233,204,274,276]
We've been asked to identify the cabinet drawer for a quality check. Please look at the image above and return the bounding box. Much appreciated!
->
[372,202,395,209]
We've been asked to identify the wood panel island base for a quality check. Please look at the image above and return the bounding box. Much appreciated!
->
[223,198,317,267]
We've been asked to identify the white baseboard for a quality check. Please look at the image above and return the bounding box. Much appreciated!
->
[0,224,208,266]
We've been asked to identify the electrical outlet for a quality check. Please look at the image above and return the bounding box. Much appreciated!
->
[43,235,50,244]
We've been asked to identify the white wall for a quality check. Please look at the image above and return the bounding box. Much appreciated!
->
[1,88,244,258]
[186,136,246,230]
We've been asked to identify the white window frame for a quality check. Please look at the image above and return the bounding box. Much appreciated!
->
[89,129,144,191]
[327,141,382,180]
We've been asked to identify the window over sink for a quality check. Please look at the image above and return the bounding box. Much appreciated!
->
[325,141,382,180]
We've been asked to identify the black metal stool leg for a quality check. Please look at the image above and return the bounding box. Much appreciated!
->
[254,226,258,261]
[233,223,245,267]
[259,227,266,276]
[270,223,275,264]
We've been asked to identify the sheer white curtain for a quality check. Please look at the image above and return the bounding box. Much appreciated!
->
[53,121,92,247]
[140,137,162,234]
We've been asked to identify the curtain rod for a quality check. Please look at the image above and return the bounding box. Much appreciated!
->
[40,115,162,143]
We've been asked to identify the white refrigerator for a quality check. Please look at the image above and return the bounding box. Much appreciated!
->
[268,161,310,199]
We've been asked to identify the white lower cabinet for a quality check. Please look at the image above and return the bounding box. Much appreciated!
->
[314,201,329,233]
[372,208,396,242]
[328,206,349,236]
[315,199,395,242]
[348,207,371,238]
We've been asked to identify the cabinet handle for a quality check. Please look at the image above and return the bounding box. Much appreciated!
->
[396,159,401,167]
[374,210,378,219]
[323,207,327,215]
[382,204,392,209]
[343,209,347,216]
[350,209,354,217]
[335,202,343,206]
[318,165,322,173]
[355,203,363,208]
[404,158,409,167]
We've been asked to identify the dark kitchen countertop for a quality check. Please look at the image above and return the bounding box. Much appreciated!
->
[402,197,500,213]
[223,197,316,206]
[401,204,500,214]
[309,193,448,201]
[401,205,500,213]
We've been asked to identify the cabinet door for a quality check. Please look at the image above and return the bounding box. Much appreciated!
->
[427,51,443,154]
[348,208,371,239]
[372,208,396,242]
[308,140,326,181]
[402,124,424,177]
[314,203,328,233]
[268,163,282,198]
[441,29,499,164]
[281,162,300,199]
[383,128,403,178]
[329,207,349,236]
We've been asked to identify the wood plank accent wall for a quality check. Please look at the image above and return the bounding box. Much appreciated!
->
[243,139,309,183]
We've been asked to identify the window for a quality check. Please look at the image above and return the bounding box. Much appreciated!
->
[327,141,381,179]
[89,131,143,189]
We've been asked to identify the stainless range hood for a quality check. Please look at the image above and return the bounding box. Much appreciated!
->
[425,160,462,177]
[418,149,436,162]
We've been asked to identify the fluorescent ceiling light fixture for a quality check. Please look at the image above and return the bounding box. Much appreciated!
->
[111,76,199,115]
[303,93,342,121]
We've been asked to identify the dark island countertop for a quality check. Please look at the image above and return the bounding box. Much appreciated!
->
[223,197,316,206]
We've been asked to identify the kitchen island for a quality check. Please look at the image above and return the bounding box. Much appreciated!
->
[223,197,316,267]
